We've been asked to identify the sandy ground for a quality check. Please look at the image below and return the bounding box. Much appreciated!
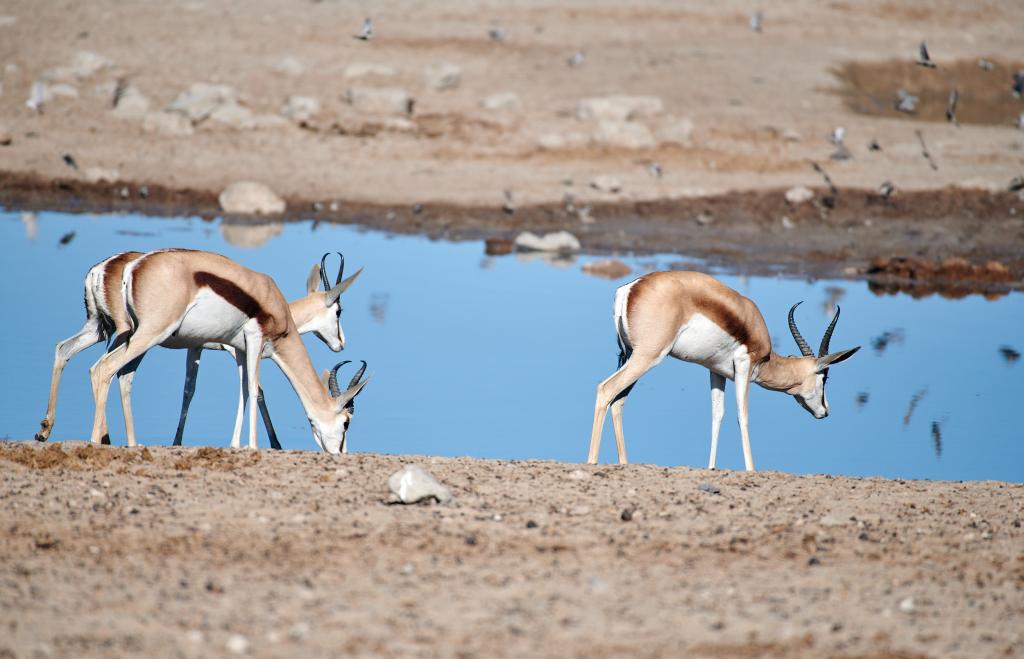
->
[0,442,1021,658]
[1,0,1024,284]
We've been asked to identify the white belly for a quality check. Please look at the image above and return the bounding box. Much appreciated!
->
[670,313,745,379]
[160,288,249,350]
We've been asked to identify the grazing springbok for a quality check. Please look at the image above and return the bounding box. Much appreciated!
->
[588,271,860,471]
[84,249,369,453]
[37,251,361,449]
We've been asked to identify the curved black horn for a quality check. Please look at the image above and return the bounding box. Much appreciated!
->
[788,302,814,357]
[346,360,367,412]
[319,253,332,292]
[334,251,345,286]
[819,305,841,357]
[328,360,352,397]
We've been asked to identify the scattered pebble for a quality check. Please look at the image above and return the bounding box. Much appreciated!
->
[168,82,237,122]
[785,185,814,204]
[480,92,522,112]
[0,123,12,146]
[576,95,663,122]
[567,469,590,480]
[226,633,249,655]
[424,62,462,90]
[143,111,195,136]
[218,181,286,215]
[387,464,453,504]
[595,120,656,149]
[697,483,721,495]
[899,597,915,613]
[589,175,622,193]
[83,167,119,184]
[345,87,414,115]
[273,56,305,76]
[343,62,398,79]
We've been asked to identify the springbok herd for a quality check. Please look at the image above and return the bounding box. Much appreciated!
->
[36,249,859,471]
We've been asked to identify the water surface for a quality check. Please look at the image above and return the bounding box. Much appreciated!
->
[1,210,1021,482]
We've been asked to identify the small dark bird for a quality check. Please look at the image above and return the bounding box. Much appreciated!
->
[868,138,882,151]
[749,11,763,33]
[411,203,424,215]
[916,41,937,68]
[930,421,943,457]
[977,59,994,71]
[1012,71,1024,98]
[903,389,927,428]
[945,89,959,124]
[62,153,78,170]
[488,27,507,43]
[567,51,586,67]
[58,230,76,246]
[112,76,129,108]
[895,89,919,113]
[855,392,869,410]
[999,345,1021,364]
[647,162,663,178]
[354,17,373,41]
[502,189,515,214]
[878,180,896,199]
[1009,176,1024,192]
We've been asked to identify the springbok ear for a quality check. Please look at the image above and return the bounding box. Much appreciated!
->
[325,267,364,306]
[320,368,331,391]
[306,263,322,294]
[333,375,371,412]
[815,346,861,372]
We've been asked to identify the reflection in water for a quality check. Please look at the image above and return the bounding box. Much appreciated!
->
[370,293,389,323]
[903,389,927,427]
[999,345,1020,364]
[220,218,283,248]
[931,420,943,457]
[20,212,37,241]
[855,391,869,411]
[515,251,576,269]
[872,328,905,355]
[822,286,846,317]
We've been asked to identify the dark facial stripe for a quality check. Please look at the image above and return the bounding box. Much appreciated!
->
[194,272,270,327]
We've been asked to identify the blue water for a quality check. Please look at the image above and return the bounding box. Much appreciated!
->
[1,210,1021,482]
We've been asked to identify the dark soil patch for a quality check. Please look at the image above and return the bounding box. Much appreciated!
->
[173,446,262,471]
[0,442,153,469]
[833,58,1024,126]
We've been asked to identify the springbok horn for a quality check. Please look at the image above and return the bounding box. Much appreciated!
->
[819,306,841,357]
[334,251,345,286]
[788,302,814,357]
[319,253,331,292]
[328,360,352,397]
[345,360,368,412]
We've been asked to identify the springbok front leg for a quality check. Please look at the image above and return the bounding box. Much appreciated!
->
[588,352,663,465]
[733,353,755,471]
[116,354,147,447]
[37,318,104,441]
[255,387,282,450]
[708,372,726,470]
[173,348,203,446]
[230,350,248,449]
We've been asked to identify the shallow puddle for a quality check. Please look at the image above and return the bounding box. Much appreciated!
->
[1,210,1021,482]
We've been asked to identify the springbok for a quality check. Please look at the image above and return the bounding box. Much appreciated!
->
[588,271,860,471]
[37,251,361,449]
[83,249,369,453]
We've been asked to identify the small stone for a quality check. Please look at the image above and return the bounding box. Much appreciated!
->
[581,259,632,280]
[514,230,581,253]
[83,167,119,184]
[785,185,814,204]
[343,62,398,79]
[697,483,721,495]
[226,633,249,654]
[569,505,591,516]
[655,117,695,145]
[218,181,286,215]
[112,85,150,119]
[48,83,79,99]
[424,62,462,90]
[273,56,305,76]
[69,51,112,79]
[807,556,821,566]
[620,508,633,521]
[143,111,194,136]
[525,520,539,529]
[480,92,522,112]
[590,175,622,193]
[576,95,663,121]
[898,597,915,613]
[567,469,590,480]
[782,128,801,142]
[288,621,310,640]
[387,464,453,504]
[168,82,237,122]
[185,630,203,644]
[345,87,414,115]
[464,533,477,546]
[819,514,849,527]
[695,212,713,226]
[208,101,256,129]
[781,216,795,230]
[0,123,12,146]
[0,15,17,27]
[281,95,320,123]
[595,120,656,149]
[536,131,589,150]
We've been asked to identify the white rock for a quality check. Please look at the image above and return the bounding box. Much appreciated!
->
[785,185,814,204]
[387,465,453,504]
[282,95,321,123]
[480,92,521,112]
[576,95,663,122]
[143,111,194,136]
[41,67,76,84]
[226,633,249,655]
[343,62,398,79]
[83,167,119,184]
[0,15,17,27]
[112,86,150,119]
[208,101,256,129]
[48,83,79,99]
[567,469,590,480]
[594,120,655,149]
[250,115,289,130]
[272,56,305,76]
[344,87,413,115]
[590,175,622,193]
[218,181,286,215]
[70,51,112,79]
[536,131,588,150]
[424,62,461,90]
[514,230,581,253]
[898,597,915,613]
[168,82,237,122]
[656,117,695,145]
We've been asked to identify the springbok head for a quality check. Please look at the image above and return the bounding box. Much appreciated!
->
[299,252,363,352]
[312,360,371,454]
[785,302,860,419]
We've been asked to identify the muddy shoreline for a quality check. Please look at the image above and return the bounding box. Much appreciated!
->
[4,170,1023,296]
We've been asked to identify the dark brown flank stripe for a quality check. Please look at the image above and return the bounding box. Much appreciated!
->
[698,296,752,353]
[193,272,272,329]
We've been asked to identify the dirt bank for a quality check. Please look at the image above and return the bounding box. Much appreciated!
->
[0,442,1021,658]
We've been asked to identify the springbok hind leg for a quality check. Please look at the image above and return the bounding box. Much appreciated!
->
[588,352,662,465]
[89,329,167,445]
[36,319,103,441]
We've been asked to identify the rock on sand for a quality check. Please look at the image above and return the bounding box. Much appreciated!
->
[576,95,663,122]
[785,185,814,204]
[218,181,286,215]
[344,87,414,115]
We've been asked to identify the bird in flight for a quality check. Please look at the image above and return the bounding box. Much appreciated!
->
[916,41,937,68]
[355,17,373,41]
